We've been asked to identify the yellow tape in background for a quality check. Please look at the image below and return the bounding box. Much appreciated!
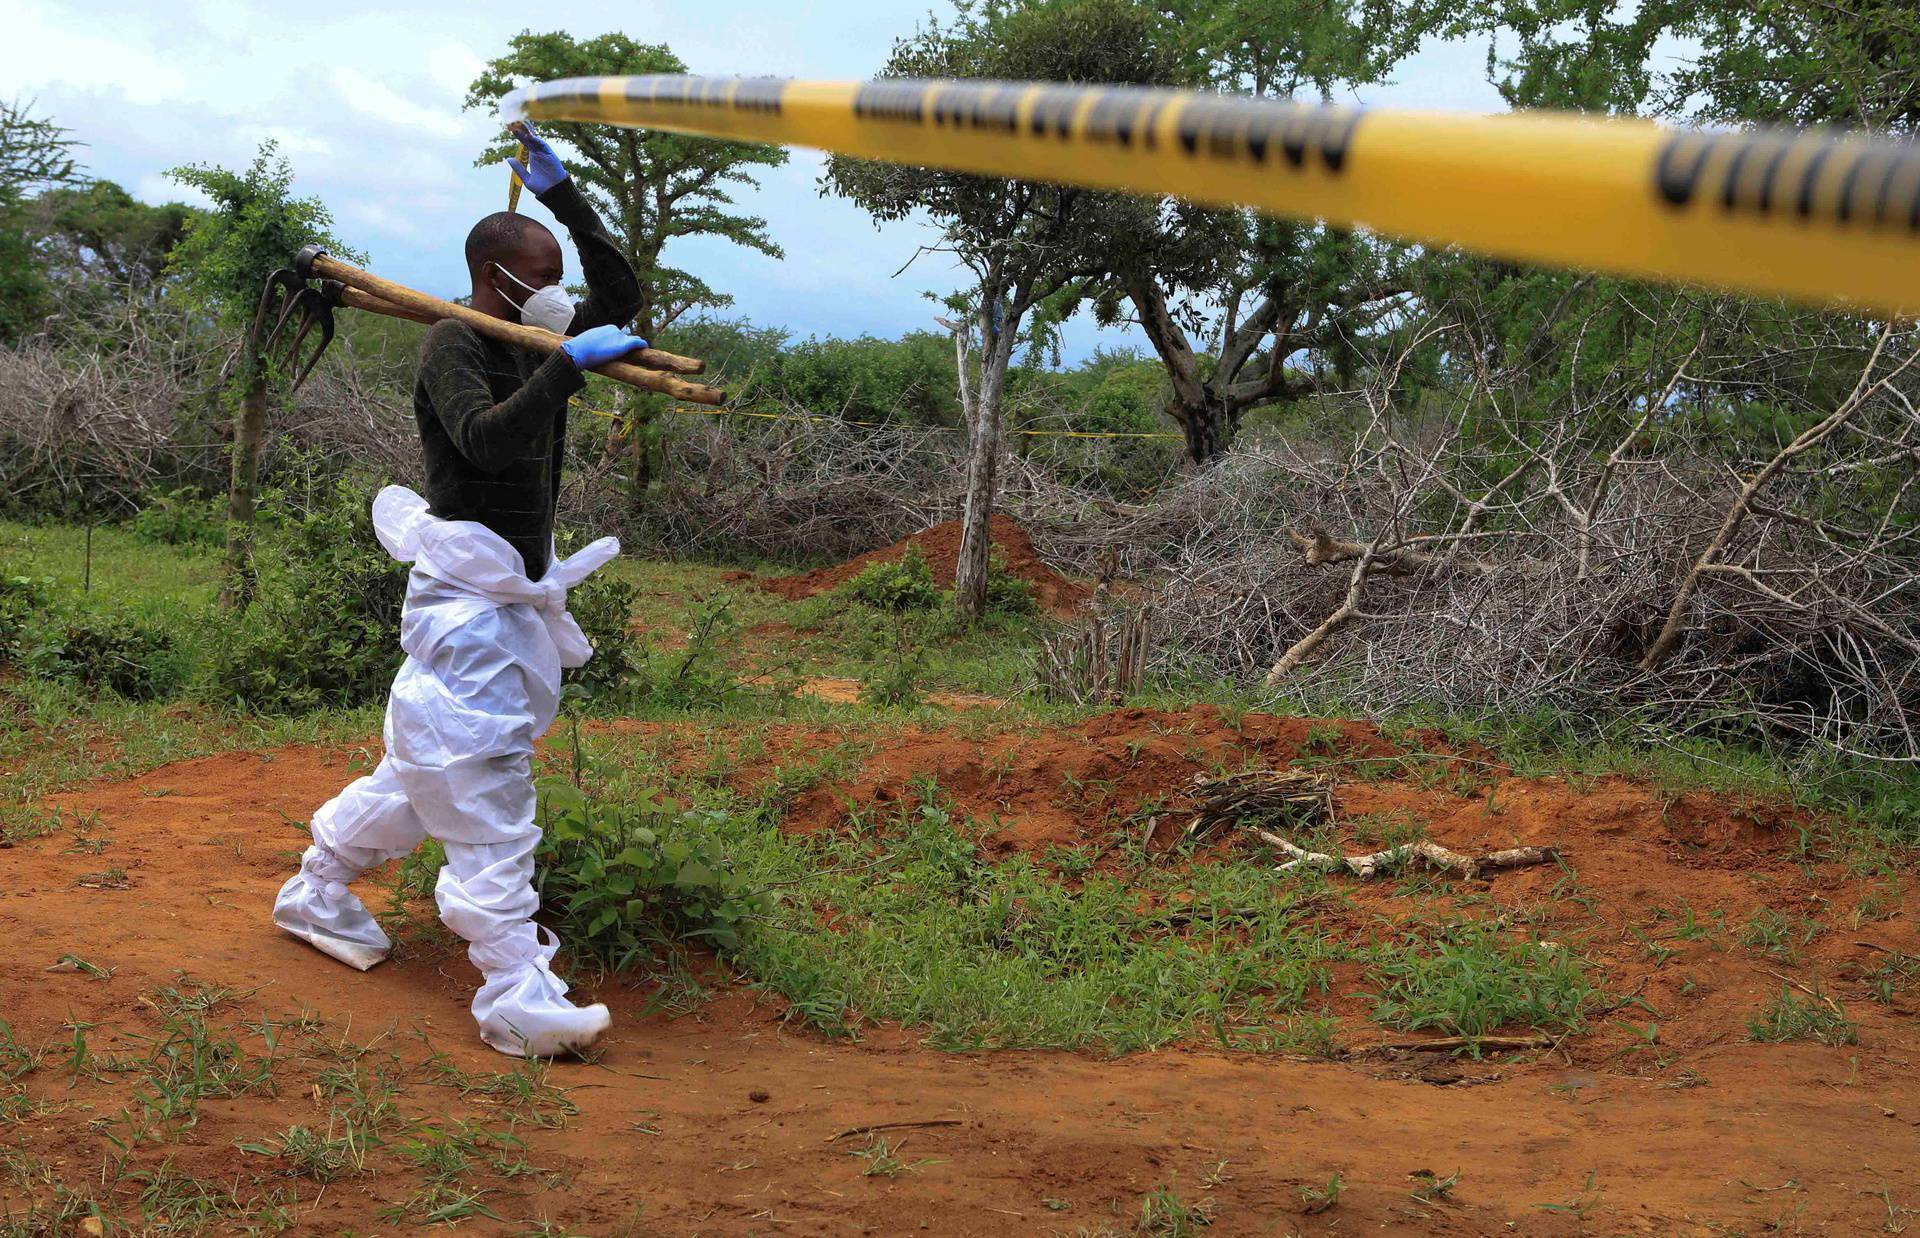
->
[503,76,1920,318]
[570,397,1181,438]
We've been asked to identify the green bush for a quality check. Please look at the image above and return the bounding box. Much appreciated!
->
[0,575,53,663]
[131,488,224,548]
[855,613,930,707]
[533,777,766,966]
[984,550,1037,616]
[562,572,644,701]
[842,545,940,611]
[211,478,405,714]
[636,592,741,709]
[29,608,184,700]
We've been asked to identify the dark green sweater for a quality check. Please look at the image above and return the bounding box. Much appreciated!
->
[412,179,641,581]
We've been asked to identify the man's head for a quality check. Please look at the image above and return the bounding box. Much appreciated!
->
[465,212,564,323]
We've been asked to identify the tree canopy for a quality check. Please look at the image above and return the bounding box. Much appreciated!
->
[465,31,789,339]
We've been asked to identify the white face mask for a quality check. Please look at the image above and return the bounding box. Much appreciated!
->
[492,263,576,334]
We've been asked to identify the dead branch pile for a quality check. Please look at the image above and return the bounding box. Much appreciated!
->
[1184,768,1335,839]
[1022,309,1920,763]
[1036,604,1152,705]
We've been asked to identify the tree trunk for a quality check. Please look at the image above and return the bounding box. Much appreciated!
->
[220,371,268,610]
[1170,387,1239,466]
[954,318,1014,622]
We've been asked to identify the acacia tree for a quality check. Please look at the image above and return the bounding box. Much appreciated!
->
[167,143,355,608]
[1487,0,1920,131]
[465,32,788,340]
[1078,0,1450,464]
[0,97,81,343]
[827,0,1181,619]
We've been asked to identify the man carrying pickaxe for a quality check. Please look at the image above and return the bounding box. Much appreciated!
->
[272,124,646,1057]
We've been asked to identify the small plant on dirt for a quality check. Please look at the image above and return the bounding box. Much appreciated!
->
[843,545,941,611]
[1534,1171,1601,1220]
[850,1134,942,1179]
[855,613,931,707]
[1740,908,1822,963]
[1369,922,1595,1046]
[1301,722,1345,755]
[534,778,766,964]
[1410,1169,1460,1203]
[640,592,741,709]
[1137,1176,1213,1234]
[237,1121,372,1182]
[1863,950,1920,1004]
[1299,1173,1344,1215]
[1748,987,1857,1046]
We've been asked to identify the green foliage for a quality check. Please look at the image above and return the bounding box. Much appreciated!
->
[26,607,184,701]
[561,572,644,701]
[165,142,357,334]
[843,545,941,612]
[855,614,932,708]
[778,332,960,426]
[464,31,787,336]
[0,97,82,343]
[636,592,741,710]
[211,479,405,714]
[1486,0,1920,129]
[27,180,198,296]
[0,575,53,663]
[1369,923,1594,1043]
[533,778,766,963]
[131,489,224,549]
[1747,987,1857,1046]
[984,550,1038,617]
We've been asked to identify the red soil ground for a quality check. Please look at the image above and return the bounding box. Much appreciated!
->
[5,708,1919,1233]
[761,514,1090,615]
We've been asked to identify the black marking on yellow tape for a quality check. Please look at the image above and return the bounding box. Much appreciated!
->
[847,80,1360,173]
[1657,129,1920,230]
[612,75,787,116]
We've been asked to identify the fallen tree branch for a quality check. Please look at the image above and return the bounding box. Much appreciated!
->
[1245,827,1559,880]
[829,1118,965,1142]
[1366,1034,1552,1053]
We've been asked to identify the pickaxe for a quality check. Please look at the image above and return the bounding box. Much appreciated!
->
[253,245,723,405]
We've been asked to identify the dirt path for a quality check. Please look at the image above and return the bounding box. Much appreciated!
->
[5,744,1919,1234]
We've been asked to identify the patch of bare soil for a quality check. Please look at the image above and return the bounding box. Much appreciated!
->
[4,713,1918,1234]
[761,514,1090,615]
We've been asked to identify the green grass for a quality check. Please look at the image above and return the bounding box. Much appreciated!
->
[1368,920,1597,1044]
[1747,987,1857,1046]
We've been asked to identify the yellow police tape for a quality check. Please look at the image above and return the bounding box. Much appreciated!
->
[570,397,1182,438]
[502,76,1920,318]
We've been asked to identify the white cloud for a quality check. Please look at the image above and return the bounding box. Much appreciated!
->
[331,67,469,141]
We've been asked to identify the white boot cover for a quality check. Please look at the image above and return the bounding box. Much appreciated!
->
[440,836,609,1058]
[273,844,393,971]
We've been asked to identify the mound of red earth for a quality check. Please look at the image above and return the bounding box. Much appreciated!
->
[761,514,1089,614]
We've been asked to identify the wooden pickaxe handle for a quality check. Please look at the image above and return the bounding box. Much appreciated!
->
[298,248,723,406]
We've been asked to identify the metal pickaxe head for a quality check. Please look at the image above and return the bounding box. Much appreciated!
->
[252,266,336,393]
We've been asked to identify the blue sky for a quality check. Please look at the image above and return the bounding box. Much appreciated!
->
[7,0,1510,361]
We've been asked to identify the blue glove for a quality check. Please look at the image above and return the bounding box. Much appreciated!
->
[506,122,567,194]
[560,324,650,370]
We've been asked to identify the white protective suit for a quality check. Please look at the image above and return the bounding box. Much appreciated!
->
[274,485,617,1057]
